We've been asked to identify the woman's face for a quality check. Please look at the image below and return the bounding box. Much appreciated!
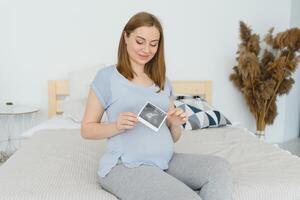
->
[124,26,160,67]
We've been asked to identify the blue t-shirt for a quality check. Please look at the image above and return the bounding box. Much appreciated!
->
[91,65,174,177]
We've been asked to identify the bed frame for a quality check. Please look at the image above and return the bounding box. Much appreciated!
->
[48,80,212,118]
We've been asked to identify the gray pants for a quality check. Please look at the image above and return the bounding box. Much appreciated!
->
[99,153,233,200]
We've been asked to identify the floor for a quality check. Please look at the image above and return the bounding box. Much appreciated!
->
[278,137,300,157]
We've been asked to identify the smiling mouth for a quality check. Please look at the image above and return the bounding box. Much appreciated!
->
[138,54,150,59]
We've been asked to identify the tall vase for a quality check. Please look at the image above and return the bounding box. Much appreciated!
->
[255,130,265,141]
[256,114,266,141]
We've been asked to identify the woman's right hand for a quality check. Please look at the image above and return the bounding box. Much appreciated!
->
[115,112,138,133]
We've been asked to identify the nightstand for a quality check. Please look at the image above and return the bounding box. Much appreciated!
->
[0,105,39,163]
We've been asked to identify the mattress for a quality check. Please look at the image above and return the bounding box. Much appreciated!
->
[0,124,300,199]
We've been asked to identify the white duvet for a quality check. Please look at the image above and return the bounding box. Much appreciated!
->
[0,125,300,200]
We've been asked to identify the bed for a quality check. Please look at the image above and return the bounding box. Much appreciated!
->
[0,78,300,200]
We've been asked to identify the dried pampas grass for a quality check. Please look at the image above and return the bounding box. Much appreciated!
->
[230,21,300,133]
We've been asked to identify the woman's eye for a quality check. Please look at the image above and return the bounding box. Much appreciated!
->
[150,44,158,47]
[136,40,143,44]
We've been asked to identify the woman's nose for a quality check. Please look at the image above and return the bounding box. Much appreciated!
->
[143,45,150,53]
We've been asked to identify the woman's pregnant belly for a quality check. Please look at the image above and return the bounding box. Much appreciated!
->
[120,123,174,164]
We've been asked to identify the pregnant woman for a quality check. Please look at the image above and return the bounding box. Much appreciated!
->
[81,11,233,200]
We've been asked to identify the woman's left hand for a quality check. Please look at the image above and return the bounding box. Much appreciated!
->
[167,108,188,127]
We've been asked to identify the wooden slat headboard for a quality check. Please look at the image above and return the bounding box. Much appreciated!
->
[171,81,212,103]
[48,80,212,118]
[48,80,69,118]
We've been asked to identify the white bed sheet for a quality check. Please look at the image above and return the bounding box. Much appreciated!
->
[176,127,300,200]
[8,117,300,200]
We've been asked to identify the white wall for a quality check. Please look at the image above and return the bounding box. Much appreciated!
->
[282,0,300,141]
[0,0,295,143]
[264,0,300,143]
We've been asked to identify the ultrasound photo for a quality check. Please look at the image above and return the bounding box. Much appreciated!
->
[137,102,167,132]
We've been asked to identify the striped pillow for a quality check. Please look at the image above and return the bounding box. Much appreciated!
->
[174,95,231,130]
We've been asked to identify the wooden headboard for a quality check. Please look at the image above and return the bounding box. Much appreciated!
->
[48,80,212,118]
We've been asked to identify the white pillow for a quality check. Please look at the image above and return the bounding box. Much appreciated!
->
[61,97,107,123]
[68,64,106,100]
[21,116,81,138]
[62,97,86,123]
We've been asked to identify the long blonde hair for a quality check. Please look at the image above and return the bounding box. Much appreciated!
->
[117,12,166,92]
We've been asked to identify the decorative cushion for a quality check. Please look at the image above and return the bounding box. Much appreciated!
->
[174,95,231,130]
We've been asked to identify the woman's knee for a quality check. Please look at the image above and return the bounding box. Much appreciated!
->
[205,156,232,178]
[98,176,109,191]
[212,156,232,171]
[209,156,233,183]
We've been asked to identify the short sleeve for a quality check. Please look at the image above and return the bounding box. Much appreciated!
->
[165,77,174,97]
[91,67,113,110]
